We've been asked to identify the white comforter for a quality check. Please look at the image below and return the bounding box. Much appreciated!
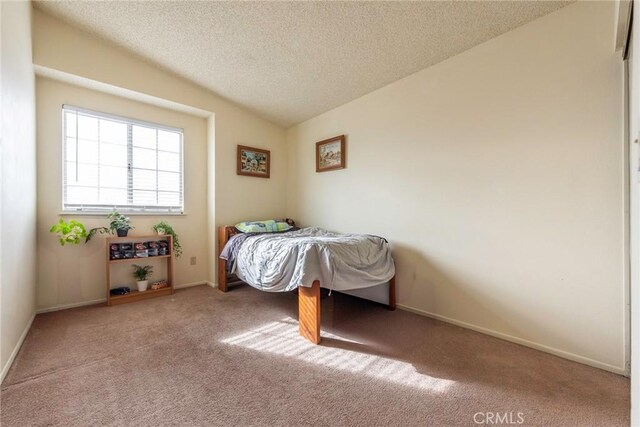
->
[233,227,395,292]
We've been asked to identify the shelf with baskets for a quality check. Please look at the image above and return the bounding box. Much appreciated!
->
[106,235,174,306]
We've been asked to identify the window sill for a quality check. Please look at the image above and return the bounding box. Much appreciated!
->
[59,211,186,216]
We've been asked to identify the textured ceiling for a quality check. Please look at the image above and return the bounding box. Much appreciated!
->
[34,1,572,127]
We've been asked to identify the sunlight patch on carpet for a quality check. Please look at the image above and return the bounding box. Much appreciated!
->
[221,318,454,392]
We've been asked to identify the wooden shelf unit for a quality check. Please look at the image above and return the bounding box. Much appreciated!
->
[106,235,174,306]
[110,254,172,264]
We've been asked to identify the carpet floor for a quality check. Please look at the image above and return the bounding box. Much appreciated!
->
[0,285,629,426]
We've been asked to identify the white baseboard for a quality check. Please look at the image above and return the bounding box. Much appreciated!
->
[174,281,208,290]
[206,281,217,289]
[397,303,627,376]
[36,298,106,314]
[1,312,35,384]
[36,281,212,313]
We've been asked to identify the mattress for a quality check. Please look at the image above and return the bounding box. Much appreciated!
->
[220,227,395,292]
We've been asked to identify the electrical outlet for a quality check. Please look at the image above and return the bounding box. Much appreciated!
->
[190,256,197,265]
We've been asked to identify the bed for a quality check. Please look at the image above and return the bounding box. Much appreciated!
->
[217,224,396,344]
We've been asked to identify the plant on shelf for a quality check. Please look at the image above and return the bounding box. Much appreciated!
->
[132,264,153,292]
[86,211,134,242]
[152,221,182,258]
[109,211,134,237]
[85,226,111,243]
[49,219,87,246]
[152,221,169,235]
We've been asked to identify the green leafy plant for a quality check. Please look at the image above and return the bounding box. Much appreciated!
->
[109,211,134,232]
[85,226,111,243]
[152,221,170,235]
[86,211,133,242]
[49,219,87,245]
[132,264,153,281]
[152,221,182,258]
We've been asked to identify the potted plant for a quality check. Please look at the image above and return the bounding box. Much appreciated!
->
[108,211,134,237]
[153,221,169,235]
[152,221,182,258]
[132,264,153,292]
[86,226,111,243]
[49,219,87,245]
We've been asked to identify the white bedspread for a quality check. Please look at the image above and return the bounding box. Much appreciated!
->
[233,227,395,292]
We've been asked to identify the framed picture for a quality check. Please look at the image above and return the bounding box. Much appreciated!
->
[316,135,346,172]
[237,145,270,178]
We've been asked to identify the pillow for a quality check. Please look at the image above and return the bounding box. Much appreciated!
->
[274,221,292,232]
[235,220,292,233]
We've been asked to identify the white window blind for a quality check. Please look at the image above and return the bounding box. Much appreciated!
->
[62,105,184,213]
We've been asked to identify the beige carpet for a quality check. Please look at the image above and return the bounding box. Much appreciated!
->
[0,285,629,426]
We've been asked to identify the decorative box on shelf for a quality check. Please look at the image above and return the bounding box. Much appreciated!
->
[106,235,174,306]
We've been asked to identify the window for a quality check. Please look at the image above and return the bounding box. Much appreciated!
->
[62,105,184,213]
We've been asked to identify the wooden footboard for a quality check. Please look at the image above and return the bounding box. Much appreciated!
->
[299,280,321,344]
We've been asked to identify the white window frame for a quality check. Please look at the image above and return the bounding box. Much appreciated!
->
[61,105,185,215]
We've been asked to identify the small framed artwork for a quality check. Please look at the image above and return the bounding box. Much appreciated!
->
[316,135,346,173]
[237,145,270,178]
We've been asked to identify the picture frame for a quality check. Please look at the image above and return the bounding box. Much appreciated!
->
[237,145,270,178]
[316,135,346,172]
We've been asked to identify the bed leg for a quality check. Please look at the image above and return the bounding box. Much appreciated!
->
[218,259,228,292]
[218,227,229,292]
[299,280,321,344]
[388,275,396,311]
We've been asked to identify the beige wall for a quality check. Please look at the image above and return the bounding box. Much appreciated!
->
[628,2,638,418]
[32,9,288,289]
[32,10,288,288]
[1,1,37,379]
[29,2,627,373]
[287,1,626,372]
[36,77,209,309]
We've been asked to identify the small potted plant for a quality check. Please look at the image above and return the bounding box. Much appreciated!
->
[153,221,169,235]
[86,226,111,243]
[49,219,87,245]
[108,211,134,237]
[152,221,182,258]
[132,264,153,292]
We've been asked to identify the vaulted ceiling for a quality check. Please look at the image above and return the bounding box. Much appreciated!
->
[34,1,572,127]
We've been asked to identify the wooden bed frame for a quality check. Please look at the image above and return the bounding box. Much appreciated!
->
[217,226,396,344]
